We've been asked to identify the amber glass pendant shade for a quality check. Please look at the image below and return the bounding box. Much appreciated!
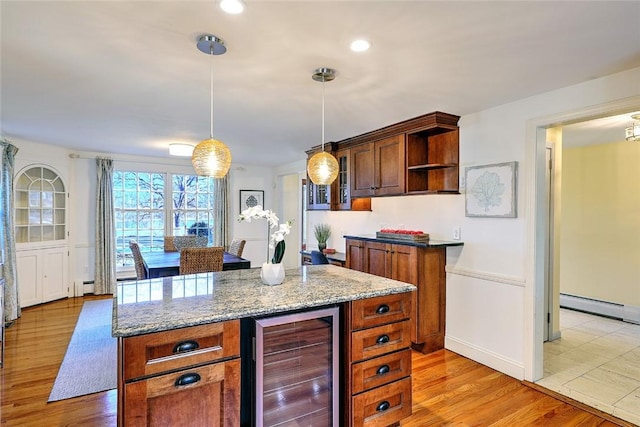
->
[307,151,339,185]
[191,138,232,178]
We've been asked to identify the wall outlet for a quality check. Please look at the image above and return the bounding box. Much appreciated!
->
[453,226,461,240]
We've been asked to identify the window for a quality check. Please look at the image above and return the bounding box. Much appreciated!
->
[113,171,217,268]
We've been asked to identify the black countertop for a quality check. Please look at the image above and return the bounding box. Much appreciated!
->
[344,234,464,248]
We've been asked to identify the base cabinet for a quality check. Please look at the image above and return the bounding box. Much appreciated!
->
[123,360,240,427]
[345,292,413,427]
[16,246,68,308]
[346,238,446,353]
[118,321,241,427]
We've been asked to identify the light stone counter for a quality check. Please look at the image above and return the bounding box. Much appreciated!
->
[112,264,415,337]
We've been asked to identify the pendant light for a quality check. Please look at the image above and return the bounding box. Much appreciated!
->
[625,114,640,142]
[191,34,232,178]
[307,67,339,186]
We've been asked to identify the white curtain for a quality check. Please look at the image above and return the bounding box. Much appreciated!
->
[1,139,20,322]
[212,176,229,249]
[94,158,116,294]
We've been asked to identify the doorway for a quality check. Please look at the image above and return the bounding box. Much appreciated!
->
[533,101,640,424]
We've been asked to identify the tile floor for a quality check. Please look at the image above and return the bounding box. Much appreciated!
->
[537,308,640,425]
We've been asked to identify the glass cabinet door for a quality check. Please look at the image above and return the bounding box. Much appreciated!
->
[15,166,66,243]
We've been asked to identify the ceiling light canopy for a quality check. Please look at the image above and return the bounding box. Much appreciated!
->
[307,67,339,186]
[219,0,245,14]
[169,143,194,157]
[625,114,640,142]
[191,34,232,178]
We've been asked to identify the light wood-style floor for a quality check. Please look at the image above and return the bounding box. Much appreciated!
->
[0,296,632,426]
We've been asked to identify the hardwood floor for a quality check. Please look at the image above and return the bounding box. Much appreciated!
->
[0,297,632,426]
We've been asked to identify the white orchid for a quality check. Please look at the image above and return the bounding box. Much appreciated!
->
[238,205,293,263]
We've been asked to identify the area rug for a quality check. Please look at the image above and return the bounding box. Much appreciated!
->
[48,299,116,402]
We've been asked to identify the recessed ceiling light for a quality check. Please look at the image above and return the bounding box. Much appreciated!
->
[350,39,370,52]
[219,0,245,14]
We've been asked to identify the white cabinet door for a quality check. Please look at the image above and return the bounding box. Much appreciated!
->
[16,250,42,308]
[42,247,68,302]
[17,246,69,308]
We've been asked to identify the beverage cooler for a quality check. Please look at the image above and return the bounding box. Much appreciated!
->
[241,307,340,426]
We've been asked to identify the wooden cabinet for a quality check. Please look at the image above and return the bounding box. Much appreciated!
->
[307,181,331,210]
[346,238,447,354]
[406,127,459,193]
[16,246,68,308]
[307,111,460,201]
[351,135,405,198]
[345,239,366,272]
[345,292,413,427]
[118,321,241,427]
[306,146,371,211]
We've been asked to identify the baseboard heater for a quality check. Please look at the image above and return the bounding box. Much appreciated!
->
[560,293,640,324]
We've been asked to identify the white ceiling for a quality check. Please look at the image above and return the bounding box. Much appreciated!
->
[2,1,640,166]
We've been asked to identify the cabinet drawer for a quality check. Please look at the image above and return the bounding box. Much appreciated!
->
[123,321,240,380]
[124,358,241,427]
[351,320,411,362]
[352,377,412,427]
[351,292,411,330]
[352,349,411,395]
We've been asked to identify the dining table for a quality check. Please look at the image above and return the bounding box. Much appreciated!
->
[142,250,251,278]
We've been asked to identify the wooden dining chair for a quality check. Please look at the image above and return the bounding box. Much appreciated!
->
[129,240,148,280]
[179,246,224,275]
[173,235,209,252]
[164,236,177,252]
[228,238,246,257]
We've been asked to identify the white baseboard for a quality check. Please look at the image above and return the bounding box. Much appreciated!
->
[445,336,525,380]
[560,293,640,324]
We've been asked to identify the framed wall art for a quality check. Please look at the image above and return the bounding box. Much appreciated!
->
[239,189,264,211]
[465,161,517,218]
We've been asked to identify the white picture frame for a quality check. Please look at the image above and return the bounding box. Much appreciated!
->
[239,189,264,211]
[465,161,517,218]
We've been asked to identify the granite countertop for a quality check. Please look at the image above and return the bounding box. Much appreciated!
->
[112,265,415,338]
[344,234,464,248]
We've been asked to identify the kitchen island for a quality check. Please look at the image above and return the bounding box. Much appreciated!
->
[113,264,416,426]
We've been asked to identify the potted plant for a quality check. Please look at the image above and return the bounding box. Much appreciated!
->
[314,223,332,252]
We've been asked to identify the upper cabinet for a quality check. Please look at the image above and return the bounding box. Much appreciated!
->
[305,111,460,208]
[14,165,67,244]
[306,144,370,211]
[406,126,459,194]
[351,134,405,198]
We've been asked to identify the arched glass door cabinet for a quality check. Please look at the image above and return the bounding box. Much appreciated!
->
[14,165,69,308]
[14,166,66,243]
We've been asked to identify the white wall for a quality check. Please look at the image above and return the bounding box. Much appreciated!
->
[307,66,640,381]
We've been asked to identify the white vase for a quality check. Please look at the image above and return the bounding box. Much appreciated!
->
[260,262,285,285]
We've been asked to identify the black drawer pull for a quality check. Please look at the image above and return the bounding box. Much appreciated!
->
[376,334,390,344]
[376,401,391,412]
[174,373,201,387]
[173,340,200,353]
[376,364,390,375]
[376,304,390,315]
